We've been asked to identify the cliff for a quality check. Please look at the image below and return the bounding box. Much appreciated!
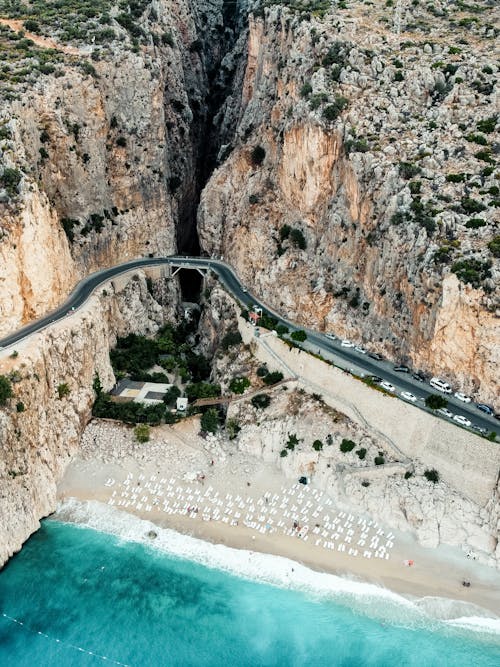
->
[198,1,499,402]
[0,0,237,334]
[0,271,175,566]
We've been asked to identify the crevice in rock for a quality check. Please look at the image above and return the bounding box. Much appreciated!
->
[173,0,248,299]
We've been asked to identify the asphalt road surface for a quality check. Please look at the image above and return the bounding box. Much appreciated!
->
[0,256,497,438]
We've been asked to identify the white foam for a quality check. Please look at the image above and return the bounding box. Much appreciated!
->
[53,498,500,637]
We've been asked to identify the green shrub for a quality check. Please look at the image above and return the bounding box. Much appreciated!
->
[200,408,219,434]
[424,469,439,483]
[487,236,500,258]
[461,197,486,214]
[286,433,300,450]
[57,383,70,399]
[221,329,242,350]
[465,133,488,145]
[340,438,356,453]
[291,330,307,342]
[256,365,268,378]
[451,258,492,287]
[394,70,404,82]
[0,167,22,195]
[134,424,150,443]
[374,456,385,465]
[229,376,251,394]
[280,449,288,457]
[356,448,366,459]
[16,401,25,412]
[312,439,323,451]
[300,82,312,97]
[289,228,307,249]
[404,471,413,479]
[263,371,284,385]
[425,394,447,409]
[361,480,370,487]
[465,218,486,229]
[226,417,241,440]
[185,382,221,401]
[322,96,348,122]
[116,136,127,147]
[251,393,271,409]
[162,385,181,407]
[445,173,466,183]
[399,162,421,180]
[0,375,13,405]
[477,115,497,133]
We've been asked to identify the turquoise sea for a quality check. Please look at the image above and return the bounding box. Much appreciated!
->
[1,513,499,667]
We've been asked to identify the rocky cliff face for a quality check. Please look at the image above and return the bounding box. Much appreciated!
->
[199,1,499,401]
[0,271,175,566]
[0,0,243,334]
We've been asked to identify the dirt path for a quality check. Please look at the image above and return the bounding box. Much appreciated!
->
[0,18,82,55]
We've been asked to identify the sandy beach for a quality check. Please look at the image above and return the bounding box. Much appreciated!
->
[57,417,500,618]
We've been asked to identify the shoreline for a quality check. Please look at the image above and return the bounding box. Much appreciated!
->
[57,422,500,619]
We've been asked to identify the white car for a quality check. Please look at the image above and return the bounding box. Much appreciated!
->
[341,339,354,348]
[380,381,395,392]
[429,377,452,394]
[354,346,367,354]
[437,408,453,419]
[401,391,417,402]
[454,392,471,403]
[325,333,336,341]
[453,414,472,427]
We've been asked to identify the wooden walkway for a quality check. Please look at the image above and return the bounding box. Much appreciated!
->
[192,377,297,407]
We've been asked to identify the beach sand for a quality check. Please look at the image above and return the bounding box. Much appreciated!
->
[57,418,500,617]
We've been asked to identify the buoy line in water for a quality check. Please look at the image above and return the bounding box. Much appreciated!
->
[1,612,133,666]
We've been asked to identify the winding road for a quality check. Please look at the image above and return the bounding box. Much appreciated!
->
[0,255,497,437]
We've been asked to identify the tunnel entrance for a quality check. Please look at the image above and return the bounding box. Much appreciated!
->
[177,269,203,302]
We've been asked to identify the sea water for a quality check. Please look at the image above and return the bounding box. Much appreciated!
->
[1,503,499,667]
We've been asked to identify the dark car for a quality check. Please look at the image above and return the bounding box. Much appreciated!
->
[471,424,487,435]
[476,403,494,416]
[494,414,500,421]
[393,365,410,373]
[367,376,383,384]
[368,352,384,361]
[412,372,426,382]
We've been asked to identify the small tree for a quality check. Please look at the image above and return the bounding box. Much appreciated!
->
[251,394,271,409]
[163,385,181,407]
[286,433,301,450]
[425,394,447,410]
[200,408,219,434]
[424,469,439,483]
[291,330,307,342]
[16,401,25,413]
[0,375,13,405]
[312,439,323,451]
[340,438,356,453]
[226,418,241,440]
[374,455,385,465]
[356,448,366,459]
[229,376,251,394]
[263,371,284,385]
[280,449,288,457]
[134,424,150,443]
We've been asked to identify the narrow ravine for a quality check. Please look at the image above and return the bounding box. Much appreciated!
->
[175,0,248,303]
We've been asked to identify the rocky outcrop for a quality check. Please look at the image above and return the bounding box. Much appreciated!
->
[0,271,176,567]
[199,3,499,402]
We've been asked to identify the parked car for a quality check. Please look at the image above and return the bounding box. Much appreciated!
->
[476,403,494,416]
[380,381,395,392]
[401,391,417,402]
[429,377,452,394]
[471,424,487,435]
[453,414,472,427]
[354,346,367,354]
[437,408,453,419]
[394,365,410,373]
[494,414,500,421]
[412,372,426,382]
[368,352,384,361]
[341,339,354,348]
[325,333,336,341]
[368,376,383,384]
[454,392,471,403]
